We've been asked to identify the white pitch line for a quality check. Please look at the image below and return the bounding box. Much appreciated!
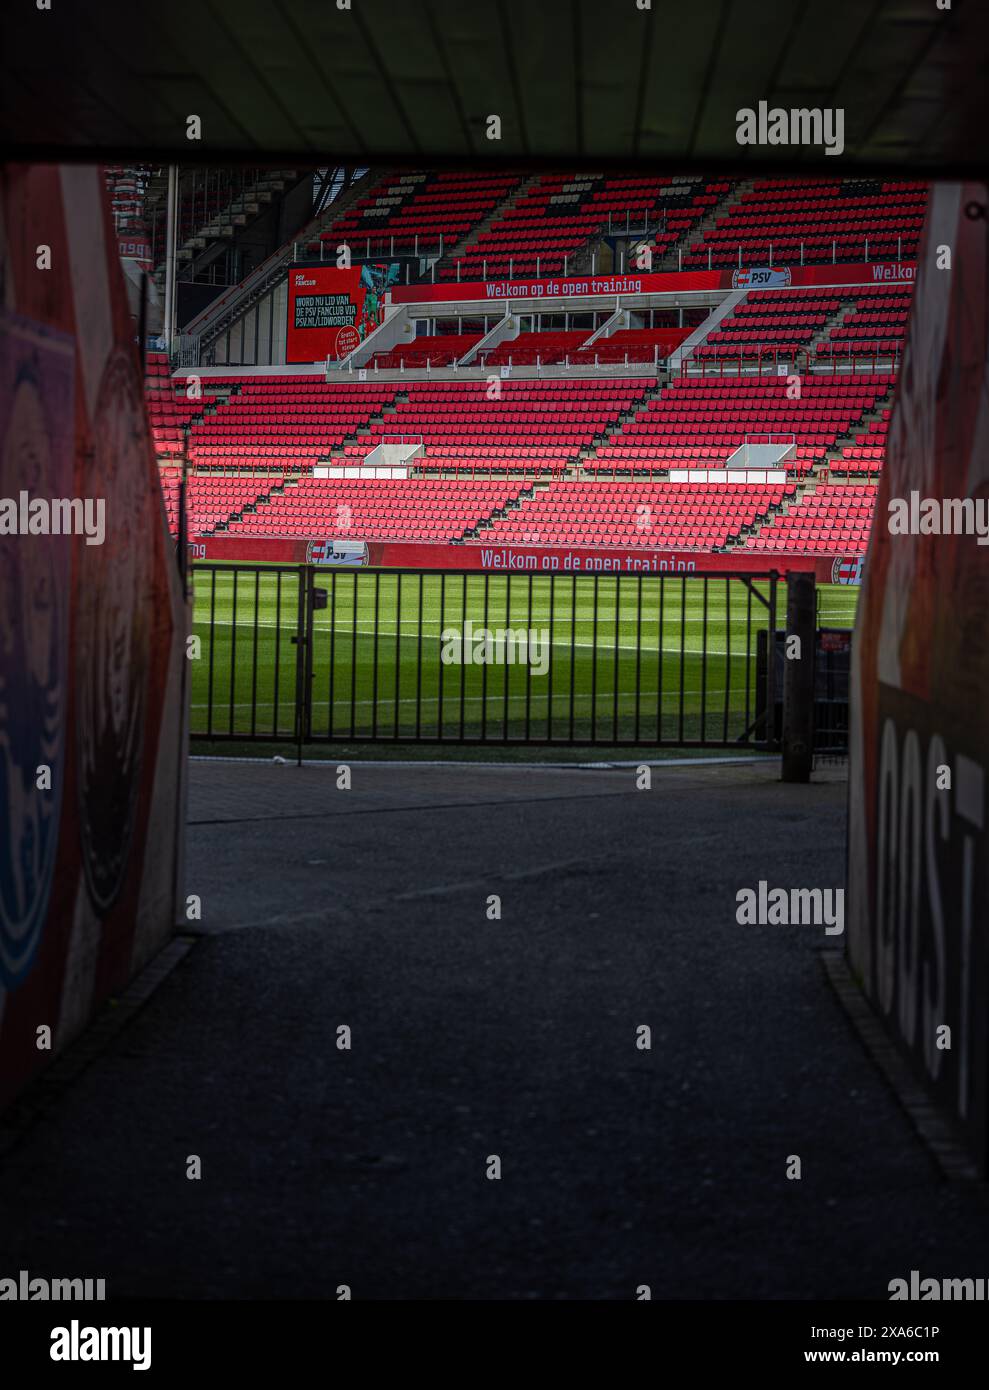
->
[192,620,760,656]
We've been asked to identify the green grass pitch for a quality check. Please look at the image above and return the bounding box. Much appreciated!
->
[191,566,859,746]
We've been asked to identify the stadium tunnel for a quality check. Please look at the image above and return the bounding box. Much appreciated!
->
[1,0,989,1300]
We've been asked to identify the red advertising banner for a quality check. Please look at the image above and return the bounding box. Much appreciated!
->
[286,261,400,363]
[847,185,989,1172]
[389,261,916,307]
[190,533,851,584]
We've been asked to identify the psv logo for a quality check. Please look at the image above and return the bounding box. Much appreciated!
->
[306,539,369,567]
[832,555,864,586]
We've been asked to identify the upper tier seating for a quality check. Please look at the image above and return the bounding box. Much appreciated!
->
[294,172,922,320]
[145,168,288,272]
[313,171,521,256]
[680,178,926,268]
[442,173,729,281]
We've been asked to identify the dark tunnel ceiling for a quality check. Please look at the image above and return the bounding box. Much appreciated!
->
[1,0,987,173]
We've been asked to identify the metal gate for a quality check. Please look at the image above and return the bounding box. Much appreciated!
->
[758,623,852,756]
[189,563,780,751]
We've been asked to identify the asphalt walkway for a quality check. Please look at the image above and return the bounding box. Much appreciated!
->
[1,758,987,1299]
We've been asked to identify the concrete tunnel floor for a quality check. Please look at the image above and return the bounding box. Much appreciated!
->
[1,756,988,1300]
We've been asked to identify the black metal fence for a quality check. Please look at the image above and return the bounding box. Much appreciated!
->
[189,563,781,751]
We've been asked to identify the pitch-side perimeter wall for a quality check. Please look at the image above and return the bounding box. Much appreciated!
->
[847,184,989,1173]
[190,535,854,584]
[0,166,186,1112]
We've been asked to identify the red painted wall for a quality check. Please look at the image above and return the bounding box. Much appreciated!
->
[0,165,185,1112]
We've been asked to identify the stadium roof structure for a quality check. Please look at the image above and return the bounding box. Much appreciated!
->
[2,0,988,171]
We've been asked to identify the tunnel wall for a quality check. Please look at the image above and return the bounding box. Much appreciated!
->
[0,165,186,1111]
[847,182,989,1172]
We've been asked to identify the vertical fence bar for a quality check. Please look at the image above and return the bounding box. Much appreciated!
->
[481,572,490,741]
[723,577,731,744]
[328,569,337,739]
[394,571,402,739]
[547,572,555,740]
[349,570,358,739]
[294,565,307,766]
[766,570,779,751]
[303,569,319,743]
[657,575,665,743]
[250,569,260,739]
[569,572,577,742]
[371,570,381,740]
[678,574,686,744]
[525,572,533,742]
[591,573,599,742]
[460,572,467,740]
[229,567,239,735]
[634,573,643,744]
[415,571,424,740]
[206,568,217,737]
[782,569,816,780]
[438,571,446,738]
[502,575,511,741]
[700,575,708,744]
[273,570,283,737]
[612,576,620,744]
[744,581,753,740]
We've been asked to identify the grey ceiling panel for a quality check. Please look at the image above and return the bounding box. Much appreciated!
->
[779,2,870,92]
[578,0,645,159]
